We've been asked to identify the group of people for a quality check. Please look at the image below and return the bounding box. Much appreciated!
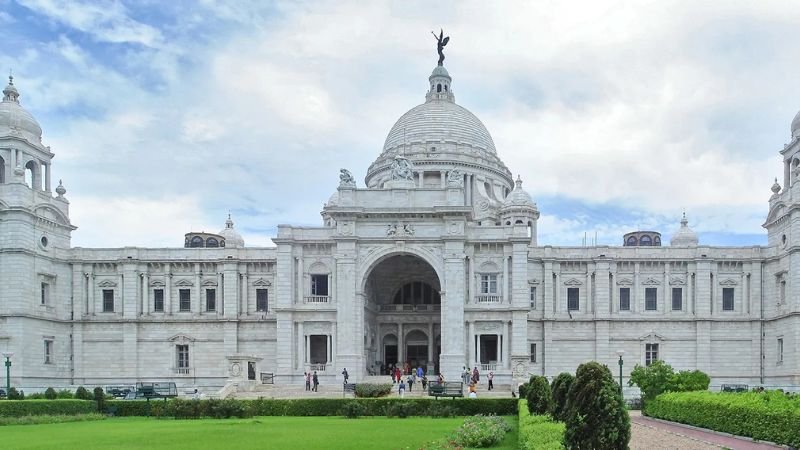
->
[462,366,495,395]
[303,371,319,392]
[396,366,431,398]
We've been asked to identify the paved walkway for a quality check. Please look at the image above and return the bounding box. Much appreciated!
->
[629,411,786,450]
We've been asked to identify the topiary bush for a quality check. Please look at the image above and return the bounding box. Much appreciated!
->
[93,387,105,413]
[525,375,553,415]
[8,388,24,400]
[564,361,630,450]
[354,383,392,398]
[74,386,93,401]
[44,387,57,400]
[550,372,574,422]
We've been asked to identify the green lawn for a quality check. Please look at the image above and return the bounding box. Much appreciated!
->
[2,416,518,450]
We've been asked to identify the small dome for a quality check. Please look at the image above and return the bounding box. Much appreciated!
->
[430,65,451,79]
[502,176,536,209]
[326,190,340,206]
[0,76,43,144]
[218,214,245,248]
[670,213,699,247]
[792,110,800,139]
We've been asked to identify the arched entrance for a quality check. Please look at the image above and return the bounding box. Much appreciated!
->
[362,253,442,376]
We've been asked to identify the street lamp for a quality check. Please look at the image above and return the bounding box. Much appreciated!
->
[615,350,625,396]
[2,352,13,395]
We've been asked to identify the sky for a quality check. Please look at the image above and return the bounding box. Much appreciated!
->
[2,0,798,248]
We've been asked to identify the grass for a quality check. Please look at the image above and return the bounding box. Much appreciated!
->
[2,416,518,450]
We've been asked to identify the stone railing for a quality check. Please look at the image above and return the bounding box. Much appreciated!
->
[308,363,327,372]
[379,304,441,312]
[474,295,502,303]
[481,363,497,371]
[174,367,191,375]
[304,296,330,304]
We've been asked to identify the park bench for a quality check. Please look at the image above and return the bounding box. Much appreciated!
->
[721,384,749,393]
[130,382,179,401]
[428,382,463,399]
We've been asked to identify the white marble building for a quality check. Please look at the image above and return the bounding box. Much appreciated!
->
[1,58,799,391]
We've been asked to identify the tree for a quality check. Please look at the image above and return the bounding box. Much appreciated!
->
[550,372,575,421]
[671,370,710,392]
[44,387,57,400]
[93,387,106,413]
[564,361,630,449]
[75,386,93,400]
[628,360,710,403]
[526,375,553,415]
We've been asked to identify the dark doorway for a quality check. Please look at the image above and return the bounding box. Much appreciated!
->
[247,362,256,380]
[310,335,328,364]
[384,345,398,366]
[479,335,498,364]
[406,345,427,367]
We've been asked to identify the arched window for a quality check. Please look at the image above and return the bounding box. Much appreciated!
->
[393,281,441,305]
[437,83,442,93]
[25,160,38,190]
[640,235,652,246]
[444,84,448,92]
[0,155,5,184]
[190,236,204,247]
[654,236,661,246]
[626,236,637,246]
[206,237,219,247]
[515,219,524,225]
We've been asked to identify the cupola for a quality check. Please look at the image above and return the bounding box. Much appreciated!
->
[670,213,699,247]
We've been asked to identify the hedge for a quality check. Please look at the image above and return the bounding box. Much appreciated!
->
[104,397,518,418]
[518,400,564,450]
[645,391,800,448]
[0,400,96,417]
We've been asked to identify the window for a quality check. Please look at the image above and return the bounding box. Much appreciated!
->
[179,289,191,312]
[671,287,683,311]
[102,289,114,312]
[530,343,537,363]
[205,288,216,312]
[153,289,164,312]
[44,340,53,364]
[619,288,630,311]
[529,286,537,309]
[640,235,652,246]
[626,236,637,246]
[567,287,579,311]
[480,274,498,294]
[206,237,219,247]
[176,345,189,373]
[645,343,659,366]
[722,287,734,311]
[311,274,328,296]
[190,236,203,247]
[41,282,49,305]
[777,338,784,363]
[645,288,657,311]
[256,289,268,312]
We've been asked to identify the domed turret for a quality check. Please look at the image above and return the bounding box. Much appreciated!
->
[218,214,245,248]
[670,213,699,247]
[0,76,43,144]
[791,110,800,140]
[500,176,540,244]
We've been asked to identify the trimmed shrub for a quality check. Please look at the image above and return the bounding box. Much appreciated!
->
[8,388,24,400]
[0,400,96,416]
[44,387,57,400]
[671,370,710,392]
[354,383,392,398]
[93,387,105,413]
[57,389,74,399]
[526,375,553,415]
[550,372,574,422]
[341,401,367,419]
[645,391,800,448]
[564,361,630,450]
[518,400,565,450]
[27,393,46,400]
[74,387,93,401]
[629,360,710,404]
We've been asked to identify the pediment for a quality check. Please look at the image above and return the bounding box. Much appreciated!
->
[149,279,165,287]
[563,278,583,286]
[528,279,540,285]
[668,277,685,286]
[642,277,661,286]
[174,278,194,287]
[765,202,786,224]
[97,279,117,288]
[168,333,195,344]
[616,277,633,286]
[719,278,738,286]
[639,331,665,341]
[34,204,70,226]
[252,278,272,287]
[201,279,218,287]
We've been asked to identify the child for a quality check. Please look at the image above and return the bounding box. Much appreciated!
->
[398,379,406,398]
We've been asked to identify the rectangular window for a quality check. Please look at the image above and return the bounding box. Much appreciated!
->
[176,344,189,373]
[645,343,659,366]
[529,286,537,309]
[205,288,216,312]
[41,282,49,305]
[179,289,191,312]
[153,289,164,312]
[567,287,579,311]
[480,274,498,294]
[256,289,268,312]
[722,287,734,311]
[777,338,783,363]
[44,340,53,364]
[619,288,630,311]
[530,343,537,363]
[311,274,328,296]
[102,289,114,312]
[645,288,657,311]
[672,287,683,311]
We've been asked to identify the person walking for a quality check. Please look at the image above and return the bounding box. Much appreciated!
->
[462,366,469,384]
[488,371,494,391]
[342,368,349,385]
[472,366,480,384]
[421,375,428,391]
[394,367,401,384]
[407,374,414,392]
[416,366,424,379]
[304,372,311,391]
[398,379,406,398]
[312,371,319,392]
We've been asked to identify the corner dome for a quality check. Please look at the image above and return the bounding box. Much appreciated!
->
[502,176,536,209]
[0,76,43,144]
[218,214,245,248]
[792,109,800,139]
[670,213,699,247]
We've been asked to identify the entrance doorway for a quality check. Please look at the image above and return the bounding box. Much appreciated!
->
[479,335,498,364]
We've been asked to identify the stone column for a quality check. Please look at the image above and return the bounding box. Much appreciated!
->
[502,254,509,303]
[476,333,482,366]
[166,267,172,315]
[468,320,475,366]
[496,332,501,366]
[633,263,640,313]
[398,322,404,366]
[297,321,304,369]
[440,243,467,380]
[296,256,303,304]
[88,270,96,315]
[242,270,249,315]
[194,263,201,314]
[418,171,424,188]
[503,321,510,369]
[427,322,434,366]
[440,170,446,188]
[143,272,150,315]
[224,262,238,317]
[334,241,362,375]
[331,321,337,366]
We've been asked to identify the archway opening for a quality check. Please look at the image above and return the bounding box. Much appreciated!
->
[363,254,441,377]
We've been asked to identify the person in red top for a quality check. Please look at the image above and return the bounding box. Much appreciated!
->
[394,367,401,383]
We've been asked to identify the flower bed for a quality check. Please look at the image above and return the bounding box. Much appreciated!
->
[644,391,800,448]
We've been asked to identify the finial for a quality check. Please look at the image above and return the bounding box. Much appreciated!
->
[3,72,19,103]
[771,177,781,194]
[680,211,688,227]
[515,175,523,188]
[55,179,66,198]
[225,213,234,229]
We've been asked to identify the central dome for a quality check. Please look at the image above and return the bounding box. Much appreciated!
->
[382,100,496,154]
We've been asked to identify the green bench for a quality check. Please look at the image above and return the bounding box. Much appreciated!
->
[428,382,463,399]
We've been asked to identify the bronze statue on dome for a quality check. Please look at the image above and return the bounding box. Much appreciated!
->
[431,29,449,66]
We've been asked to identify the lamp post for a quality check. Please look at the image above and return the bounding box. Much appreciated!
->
[615,350,625,396]
[2,352,13,395]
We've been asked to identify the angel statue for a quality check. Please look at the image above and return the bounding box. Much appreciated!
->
[431,29,450,66]
[390,155,414,181]
[339,168,356,187]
